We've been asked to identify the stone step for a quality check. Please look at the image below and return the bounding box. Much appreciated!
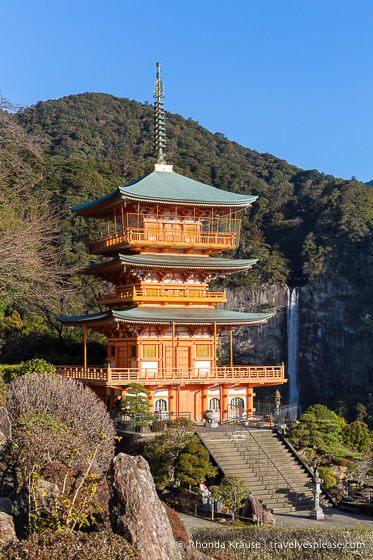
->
[198,429,320,513]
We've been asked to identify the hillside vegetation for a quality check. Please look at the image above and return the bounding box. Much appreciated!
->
[0,93,372,421]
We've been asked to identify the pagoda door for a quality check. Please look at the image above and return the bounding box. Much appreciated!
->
[177,347,189,376]
[165,347,189,380]
[117,346,128,368]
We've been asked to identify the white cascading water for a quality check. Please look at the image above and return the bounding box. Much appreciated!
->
[287,287,300,404]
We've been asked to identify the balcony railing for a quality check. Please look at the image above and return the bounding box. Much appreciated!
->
[97,285,227,305]
[55,364,285,385]
[90,228,240,253]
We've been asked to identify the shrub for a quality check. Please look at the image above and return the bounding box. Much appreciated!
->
[342,421,373,453]
[219,476,249,523]
[0,530,138,560]
[7,374,115,470]
[18,359,56,377]
[367,469,373,476]
[13,413,88,474]
[333,457,350,467]
[175,439,217,490]
[319,466,337,489]
[162,501,189,545]
[287,404,343,453]
[0,364,21,382]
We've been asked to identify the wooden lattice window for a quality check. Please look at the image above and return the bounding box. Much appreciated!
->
[196,345,209,358]
[144,345,157,358]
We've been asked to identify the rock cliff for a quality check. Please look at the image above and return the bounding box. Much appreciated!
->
[220,277,354,410]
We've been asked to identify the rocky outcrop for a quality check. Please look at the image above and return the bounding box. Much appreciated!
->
[109,453,214,560]
[297,278,352,408]
[0,512,17,545]
[0,409,11,440]
[219,284,288,369]
[219,278,354,408]
[241,493,273,524]
[110,453,181,560]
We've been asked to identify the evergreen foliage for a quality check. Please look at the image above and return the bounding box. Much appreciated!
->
[318,466,338,490]
[342,421,373,453]
[175,440,217,491]
[119,383,151,415]
[287,404,354,458]
[142,424,215,490]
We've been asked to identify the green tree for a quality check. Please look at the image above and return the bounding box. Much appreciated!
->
[175,439,217,491]
[142,420,195,488]
[342,421,373,453]
[219,475,249,524]
[120,383,151,415]
[318,466,337,490]
[287,404,346,456]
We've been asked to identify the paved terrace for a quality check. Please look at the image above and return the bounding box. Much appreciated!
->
[179,508,373,530]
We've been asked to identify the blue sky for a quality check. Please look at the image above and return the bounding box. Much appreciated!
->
[2,0,373,181]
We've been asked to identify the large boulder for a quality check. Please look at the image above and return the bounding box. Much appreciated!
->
[110,453,182,560]
[0,512,17,545]
[0,409,11,440]
[0,428,16,498]
[241,492,272,524]
[109,453,216,560]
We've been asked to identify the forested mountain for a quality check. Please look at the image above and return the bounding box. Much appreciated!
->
[1,93,373,421]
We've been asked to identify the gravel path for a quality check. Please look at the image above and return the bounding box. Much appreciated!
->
[179,508,373,530]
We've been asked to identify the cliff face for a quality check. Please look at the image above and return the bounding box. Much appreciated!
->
[297,278,353,410]
[218,284,288,401]
[220,278,352,409]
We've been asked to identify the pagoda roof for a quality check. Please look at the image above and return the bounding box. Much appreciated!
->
[58,307,274,327]
[80,254,258,275]
[71,171,257,217]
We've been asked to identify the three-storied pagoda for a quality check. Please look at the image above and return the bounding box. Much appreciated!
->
[57,63,286,420]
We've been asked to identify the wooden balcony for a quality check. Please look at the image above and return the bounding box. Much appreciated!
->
[90,228,240,254]
[55,364,286,386]
[97,286,227,306]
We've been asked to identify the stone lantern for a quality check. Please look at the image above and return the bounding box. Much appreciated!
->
[273,390,281,411]
[309,468,325,520]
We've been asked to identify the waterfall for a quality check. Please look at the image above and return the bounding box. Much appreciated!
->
[287,287,300,404]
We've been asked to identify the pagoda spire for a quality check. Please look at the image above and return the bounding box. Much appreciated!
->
[154,62,167,164]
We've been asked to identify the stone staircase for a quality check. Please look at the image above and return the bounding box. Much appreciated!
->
[199,428,327,513]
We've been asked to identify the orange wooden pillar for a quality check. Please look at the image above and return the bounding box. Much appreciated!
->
[246,385,255,418]
[201,386,208,415]
[222,384,229,420]
[146,386,154,412]
[169,385,177,413]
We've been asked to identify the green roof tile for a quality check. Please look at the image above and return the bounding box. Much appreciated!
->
[81,253,258,274]
[58,307,274,326]
[71,171,257,214]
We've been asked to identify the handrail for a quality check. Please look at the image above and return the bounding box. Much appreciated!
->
[90,227,240,252]
[55,364,285,384]
[97,286,227,304]
[275,428,337,507]
[227,420,299,509]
